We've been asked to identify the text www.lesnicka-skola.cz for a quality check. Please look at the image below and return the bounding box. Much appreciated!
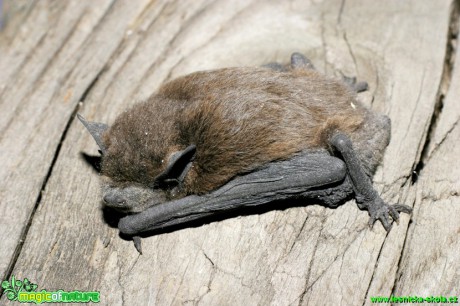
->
[370,295,458,303]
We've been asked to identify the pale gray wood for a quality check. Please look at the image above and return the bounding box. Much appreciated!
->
[0,0,122,280]
[393,25,460,298]
[1,0,457,305]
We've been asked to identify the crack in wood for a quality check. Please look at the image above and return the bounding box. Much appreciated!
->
[297,217,326,306]
[337,0,346,25]
[386,2,460,299]
[0,68,103,299]
[426,116,460,162]
[411,0,460,184]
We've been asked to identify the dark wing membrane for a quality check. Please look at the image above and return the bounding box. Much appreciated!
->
[119,150,348,235]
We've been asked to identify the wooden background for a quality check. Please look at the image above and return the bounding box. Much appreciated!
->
[1,0,459,305]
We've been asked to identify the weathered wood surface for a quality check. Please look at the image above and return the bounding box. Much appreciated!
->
[0,0,458,305]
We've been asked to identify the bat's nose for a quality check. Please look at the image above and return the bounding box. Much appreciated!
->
[103,193,126,206]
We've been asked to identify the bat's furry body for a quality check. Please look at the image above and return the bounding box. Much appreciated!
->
[102,64,388,210]
[79,53,411,252]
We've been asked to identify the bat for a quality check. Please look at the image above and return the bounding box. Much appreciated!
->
[78,52,412,253]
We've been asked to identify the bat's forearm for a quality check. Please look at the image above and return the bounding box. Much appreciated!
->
[330,133,378,201]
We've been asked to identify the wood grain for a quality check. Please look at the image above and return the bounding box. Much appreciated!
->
[1,0,458,305]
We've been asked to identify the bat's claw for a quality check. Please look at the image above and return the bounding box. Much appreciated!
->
[133,236,143,254]
[366,197,412,232]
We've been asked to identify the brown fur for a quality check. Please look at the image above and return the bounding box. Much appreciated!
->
[101,66,377,196]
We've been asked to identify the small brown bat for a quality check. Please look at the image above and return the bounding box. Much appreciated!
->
[79,53,411,253]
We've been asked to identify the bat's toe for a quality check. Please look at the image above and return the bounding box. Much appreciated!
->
[366,197,412,232]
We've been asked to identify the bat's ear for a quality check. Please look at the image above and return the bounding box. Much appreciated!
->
[77,114,109,154]
[153,144,196,188]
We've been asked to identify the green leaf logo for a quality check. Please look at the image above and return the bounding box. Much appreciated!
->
[2,275,38,301]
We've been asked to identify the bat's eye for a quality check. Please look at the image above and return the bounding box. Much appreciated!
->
[152,178,179,190]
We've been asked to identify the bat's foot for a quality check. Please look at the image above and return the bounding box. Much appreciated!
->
[330,132,412,231]
[342,75,368,93]
[365,197,412,231]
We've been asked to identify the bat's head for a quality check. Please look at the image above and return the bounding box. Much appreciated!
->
[77,114,196,213]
